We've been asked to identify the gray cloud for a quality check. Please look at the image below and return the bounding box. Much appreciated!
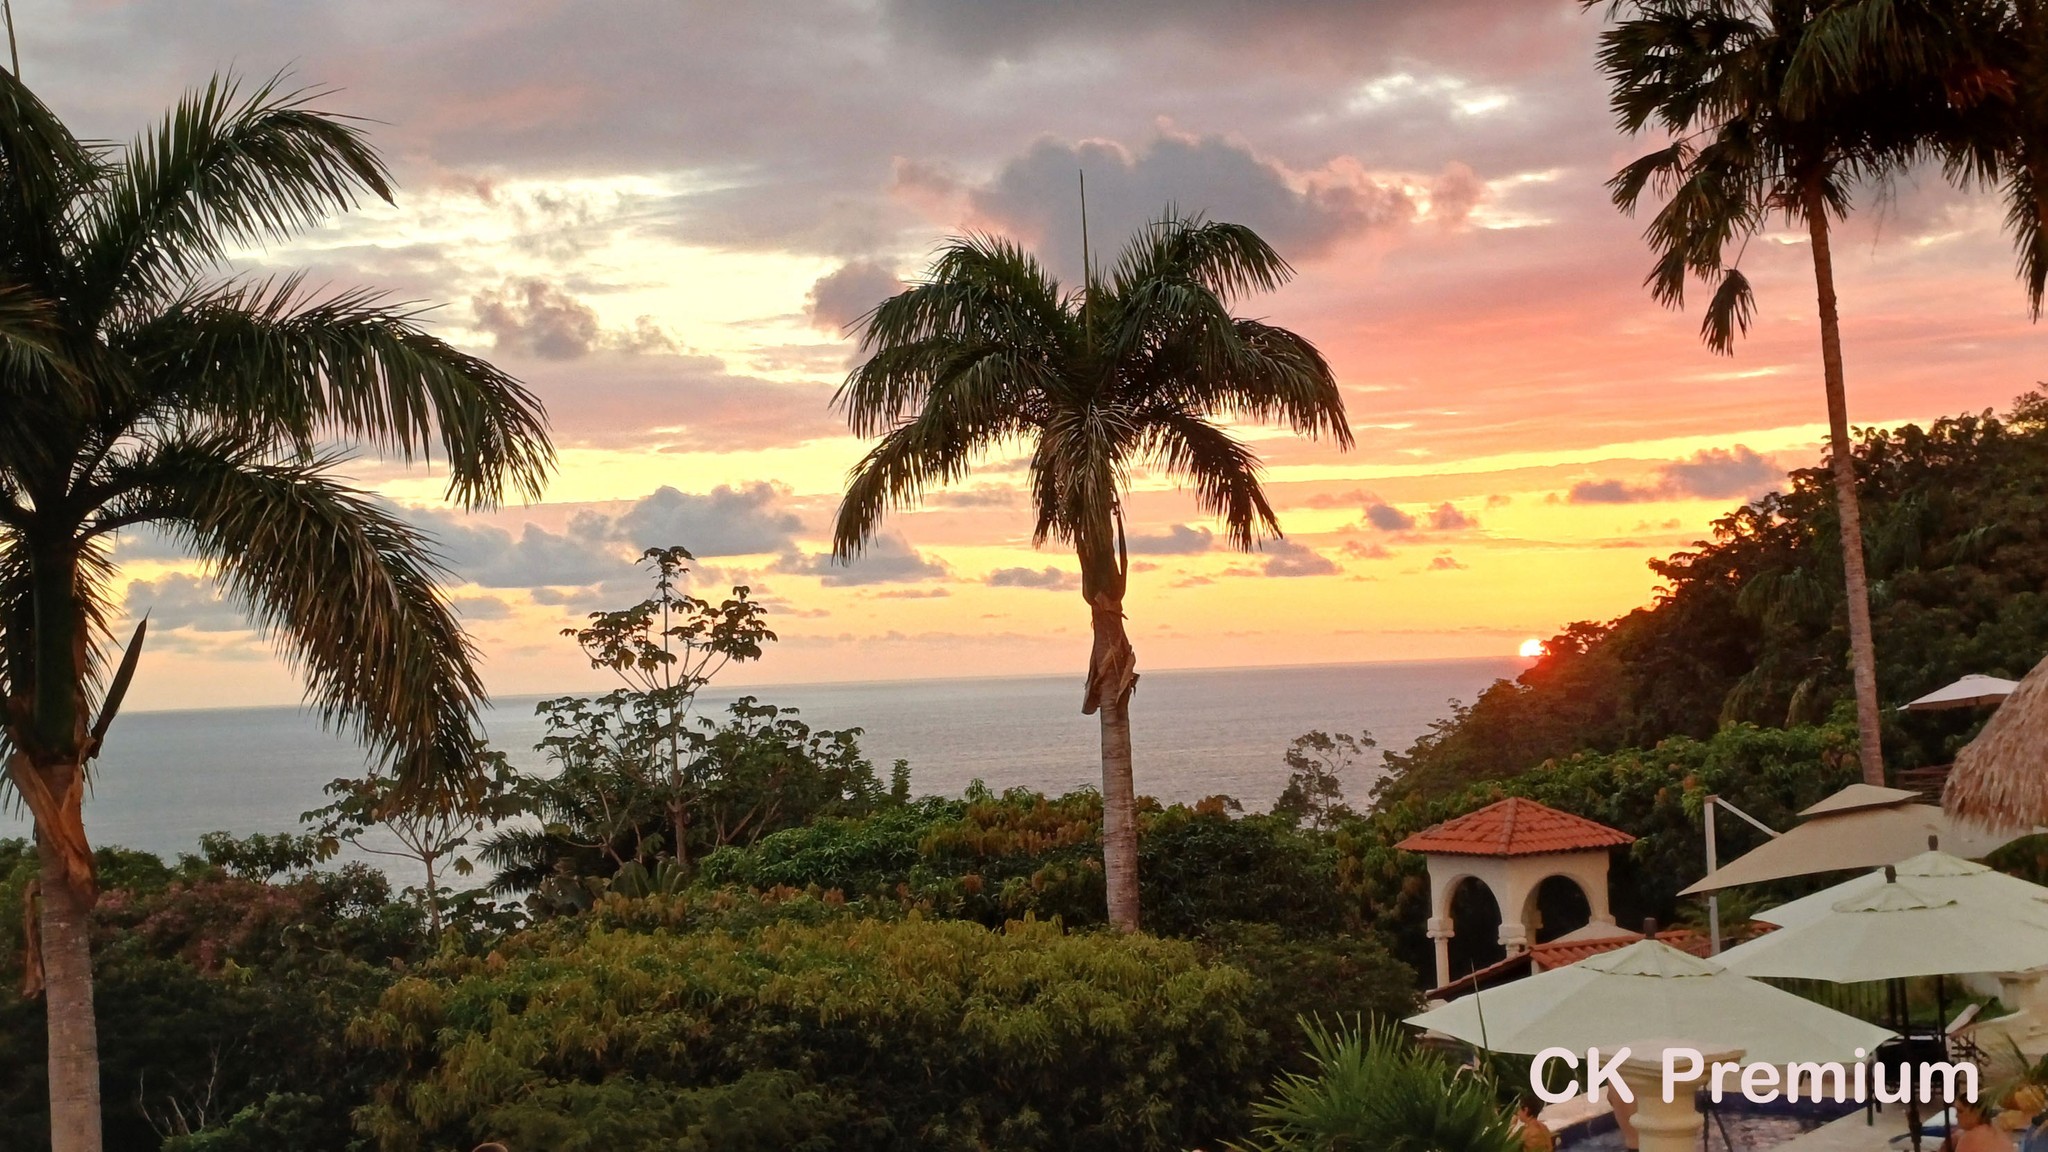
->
[1662,447,1782,499]
[985,566,1080,591]
[412,483,802,591]
[473,277,602,359]
[472,277,676,360]
[1126,524,1215,555]
[612,484,804,555]
[971,133,1415,279]
[776,532,949,586]
[1262,538,1340,577]
[1365,502,1418,531]
[807,260,904,332]
[123,574,251,633]
[1428,502,1478,530]
[1568,446,1782,505]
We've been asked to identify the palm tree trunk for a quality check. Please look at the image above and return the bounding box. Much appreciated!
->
[1806,194,1886,785]
[1084,594,1141,932]
[39,818,102,1152]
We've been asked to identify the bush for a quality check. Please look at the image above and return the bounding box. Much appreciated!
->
[352,910,1262,1152]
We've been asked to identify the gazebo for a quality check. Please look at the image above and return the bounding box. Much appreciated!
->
[1398,797,1636,989]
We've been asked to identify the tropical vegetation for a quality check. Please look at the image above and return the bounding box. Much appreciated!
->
[0,71,550,1152]
[830,217,1352,931]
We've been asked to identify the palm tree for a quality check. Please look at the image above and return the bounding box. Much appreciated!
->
[1587,0,1958,784]
[831,216,1350,932]
[0,73,550,1151]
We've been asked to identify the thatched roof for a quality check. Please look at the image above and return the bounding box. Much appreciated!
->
[1945,652,2048,830]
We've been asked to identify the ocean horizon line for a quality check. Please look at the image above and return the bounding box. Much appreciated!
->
[124,653,1532,718]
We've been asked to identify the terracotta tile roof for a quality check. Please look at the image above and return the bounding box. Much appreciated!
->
[1396,797,1635,857]
[1529,929,1711,970]
[1425,930,1714,1001]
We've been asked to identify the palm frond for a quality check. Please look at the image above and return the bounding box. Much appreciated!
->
[121,276,552,507]
[0,66,95,280]
[1107,214,1295,305]
[77,72,393,323]
[87,438,487,797]
[1139,410,1278,551]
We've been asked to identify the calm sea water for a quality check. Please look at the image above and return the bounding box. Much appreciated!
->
[1,659,1517,882]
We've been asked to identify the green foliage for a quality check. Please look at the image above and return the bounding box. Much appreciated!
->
[352,911,1261,1152]
[1229,1019,1521,1152]
[0,838,423,1150]
[481,549,890,908]
[1379,399,2048,801]
[1349,721,1861,973]
[1271,730,1375,829]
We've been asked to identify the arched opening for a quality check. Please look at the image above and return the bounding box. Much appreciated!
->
[1530,874,1593,943]
[1446,877,1506,978]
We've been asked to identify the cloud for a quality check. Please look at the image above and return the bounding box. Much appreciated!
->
[612,484,804,555]
[1428,502,1477,530]
[807,260,904,332]
[985,566,1080,591]
[450,594,514,620]
[1365,502,1417,531]
[1429,553,1468,570]
[776,532,949,586]
[123,574,252,633]
[415,511,626,588]
[412,484,802,590]
[472,277,675,360]
[929,486,1021,508]
[1341,540,1392,559]
[473,278,601,359]
[1662,446,1783,499]
[1126,524,1215,555]
[1568,479,1645,504]
[1568,446,1783,505]
[1262,538,1341,577]
[969,132,1417,278]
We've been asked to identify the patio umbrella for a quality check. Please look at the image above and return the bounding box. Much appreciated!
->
[1905,674,2021,712]
[1716,871,2048,982]
[1407,938,1892,1064]
[1680,785,2018,895]
[1945,653,2048,832]
[1754,849,2048,929]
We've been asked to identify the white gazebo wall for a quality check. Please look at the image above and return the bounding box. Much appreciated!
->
[1423,849,1618,988]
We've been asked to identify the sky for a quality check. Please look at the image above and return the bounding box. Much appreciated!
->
[27,0,2043,711]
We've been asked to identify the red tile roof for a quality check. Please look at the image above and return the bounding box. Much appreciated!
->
[1529,929,1711,970]
[1396,798,1635,857]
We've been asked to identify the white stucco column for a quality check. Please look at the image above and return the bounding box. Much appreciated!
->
[1617,1042,1742,1152]
[1427,916,1455,989]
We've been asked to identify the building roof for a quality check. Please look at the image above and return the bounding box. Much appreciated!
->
[1423,929,1713,1001]
[1396,797,1635,858]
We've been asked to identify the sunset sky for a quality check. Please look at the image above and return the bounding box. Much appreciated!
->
[33,1,2044,711]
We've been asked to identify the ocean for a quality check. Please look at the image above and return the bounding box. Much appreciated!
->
[1,658,1518,884]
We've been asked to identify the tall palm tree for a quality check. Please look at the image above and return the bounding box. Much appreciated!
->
[1588,0,1957,784]
[0,73,551,1151]
[831,216,1350,932]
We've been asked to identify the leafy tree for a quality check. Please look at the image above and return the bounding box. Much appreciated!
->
[1228,1018,1521,1152]
[1587,0,1963,783]
[352,908,1261,1152]
[831,215,1351,931]
[1271,730,1375,830]
[0,72,549,1150]
[1377,397,2048,802]
[304,739,524,938]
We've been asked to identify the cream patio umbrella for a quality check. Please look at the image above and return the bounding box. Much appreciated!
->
[1946,653,2048,832]
[1716,870,2048,983]
[1752,849,2048,929]
[1905,675,2021,712]
[1681,785,2018,896]
[1406,937,1893,1064]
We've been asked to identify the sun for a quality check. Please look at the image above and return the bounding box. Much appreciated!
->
[1518,638,1546,659]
